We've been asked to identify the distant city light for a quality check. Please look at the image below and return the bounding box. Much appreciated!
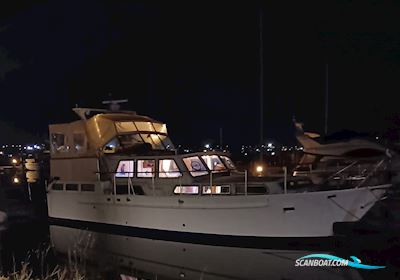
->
[11,158,18,164]
[256,165,263,172]
[13,177,20,184]
[204,144,210,149]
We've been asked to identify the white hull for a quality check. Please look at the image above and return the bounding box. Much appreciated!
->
[47,185,388,238]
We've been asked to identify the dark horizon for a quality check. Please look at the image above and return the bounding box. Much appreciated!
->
[1,1,400,146]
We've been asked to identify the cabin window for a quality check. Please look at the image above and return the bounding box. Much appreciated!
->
[66,184,78,191]
[73,133,86,152]
[148,134,165,150]
[152,123,167,134]
[81,184,95,192]
[158,135,175,150]
[174,186,199,194]
[202,185,230,195]
[135,122,155,132]
[51,133,68,153]
[159,159,182,178]
[52,183,63,190]
[201,155,227,173]
[183,156,208,177]
[115,122,137,133]
[137,159,155,178]
[220,156,236,170]
[236,185,268,195]
[140,133,161,149]
[116,160,134,177]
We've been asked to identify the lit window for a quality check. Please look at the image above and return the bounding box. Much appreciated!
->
[104,138,120,153]
[159,159,182,178]
[202,185,230,195]
[183,156,208,177]
[137,159,155,178]
[174,186,199,194]
[201,155,227,173]
[115,122,137,133]
[135,122,155,132]
[152,123,167,134]
[116,160,134,177]
[220,156,236,170]
[51,133,68,153]
[73,133,86,152]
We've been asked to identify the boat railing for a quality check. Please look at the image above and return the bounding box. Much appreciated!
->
[104,170,250,196]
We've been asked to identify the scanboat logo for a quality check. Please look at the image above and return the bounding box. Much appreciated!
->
[295,254,385,270]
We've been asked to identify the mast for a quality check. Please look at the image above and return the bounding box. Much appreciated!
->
[324,64,329,136]
[259,7,264,160]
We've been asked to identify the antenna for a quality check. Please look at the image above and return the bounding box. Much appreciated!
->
[259,7,264,161]
[324,64,329,136]
[102,99,128,111]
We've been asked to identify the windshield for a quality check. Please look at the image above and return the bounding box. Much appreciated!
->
[201,155,227,173]
[183,156,208,177]
[220,156,236,170]
[103,134,175,153]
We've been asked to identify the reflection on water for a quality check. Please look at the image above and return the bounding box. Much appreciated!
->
[49,225,366,280]
[0,223,399,279]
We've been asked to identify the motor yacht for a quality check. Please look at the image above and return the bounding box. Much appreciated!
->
[46,104,391,240]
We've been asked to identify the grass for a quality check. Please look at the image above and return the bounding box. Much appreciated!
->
[0,230,94,280]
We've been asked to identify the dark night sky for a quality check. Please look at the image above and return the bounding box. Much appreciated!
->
[1,1,400,146]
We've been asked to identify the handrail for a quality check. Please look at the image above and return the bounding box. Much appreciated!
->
[355,158,386,188]
[323,160,359,183]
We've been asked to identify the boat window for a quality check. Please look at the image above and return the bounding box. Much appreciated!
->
[81,184,95,192]
[104,138,120,153]
[66,184,78,191]
[152,123,167,134]
[135,122,155,132]
[52,183,63,190]
[118,133,173,151]
[202,185,230,195]
[140,133,164,150]
[159,159,182,178]
[137,159,155,178]
[183,156,208,177]
[150,134,166,150]
[51,133,68,153]
[174,186,199,195]
[220,156,236,170]
[116,160,134,177]
[73,133,86,152]
[201,155,227,173]
[115,122,137,133]
[158,135,175,150]
[236,185,268,195]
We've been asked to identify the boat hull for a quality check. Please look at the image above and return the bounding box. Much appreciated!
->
[47,185,388,239]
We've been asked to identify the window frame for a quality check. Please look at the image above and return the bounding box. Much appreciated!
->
[137,159,156,178]
[158,158,182,178]
[173,185,200,195]
[182,156,209,177]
